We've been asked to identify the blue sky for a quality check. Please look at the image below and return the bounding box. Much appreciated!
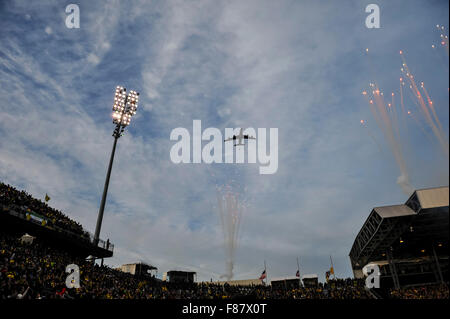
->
[0,0,448,282]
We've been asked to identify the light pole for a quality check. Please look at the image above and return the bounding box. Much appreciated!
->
[93,86,139,246]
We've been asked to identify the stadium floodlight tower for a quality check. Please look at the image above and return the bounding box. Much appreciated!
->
[93,86,139,246]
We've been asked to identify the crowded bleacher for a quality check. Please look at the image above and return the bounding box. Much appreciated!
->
[1,231,448,299]
[1,182,449,300]
[0,183,90,239]
[389,284,449,299]
[0,231,372,299]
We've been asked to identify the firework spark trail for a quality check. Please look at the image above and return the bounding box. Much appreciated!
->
[390,92,402,144]
[370,85,413,194]
[362,90,382,145]
[399,78,411,139]
[401,67,425,114]
[363,86,385,133]
[421,82,444,134]
[364,49,413,193]
[362,88,392,154]
[431,44,449,72]
[437,24,449,57]
[399,79,406,115]
[431,25,449,69]
[360,119,384,154]
[400,51,449,158]
[364,49,398,134]
[364,48,380,82]
[362,38,448,194]
[407,110,435,144]
[403,80,430,129]
[216,187,244,280]
[402,79,422,111]
[364,84,412,194]
[402,84,439,141]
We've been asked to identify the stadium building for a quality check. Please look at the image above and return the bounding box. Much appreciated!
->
[301,274,319,288]
[166,270,197,283]
[206,279,264,286]
[271,277,303,290]
[350,186,449,289]
[120,262,158,277]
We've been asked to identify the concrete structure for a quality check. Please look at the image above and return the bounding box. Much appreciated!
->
[167,270,196,283]
[301,274,319,287]
[120,262,157,277]
[350,186,449,288]
[271,276,302,289]
[206,278,264,286]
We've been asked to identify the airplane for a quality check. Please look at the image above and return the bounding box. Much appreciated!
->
[224,128,256,146]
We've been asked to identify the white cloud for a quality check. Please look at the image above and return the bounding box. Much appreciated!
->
[0,0,448,283]
[87,53,101,65]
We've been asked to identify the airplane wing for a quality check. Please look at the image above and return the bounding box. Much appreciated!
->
[224,136,236,142]
[244,135,256,140]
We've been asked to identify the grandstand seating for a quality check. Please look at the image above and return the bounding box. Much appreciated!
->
[1,183,448,299]
[0,182,113,258]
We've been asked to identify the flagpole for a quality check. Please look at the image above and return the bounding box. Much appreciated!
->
[264,260,267,286]
[330,255,336,280]
[297,257,301,288]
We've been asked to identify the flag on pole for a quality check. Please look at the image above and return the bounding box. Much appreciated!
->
[259,270,266,280]
[296,257,302,287]
[329,255,336,279]
[45,194,50,202]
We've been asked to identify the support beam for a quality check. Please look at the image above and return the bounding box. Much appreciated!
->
[432,244,444,284]
[387,248,400,289]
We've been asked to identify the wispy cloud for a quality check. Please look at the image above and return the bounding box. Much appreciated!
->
[0,0,448,282]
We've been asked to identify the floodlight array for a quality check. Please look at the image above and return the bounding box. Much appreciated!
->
[112,86,126,125]
[123,90,139,126]
[111,86,139,127]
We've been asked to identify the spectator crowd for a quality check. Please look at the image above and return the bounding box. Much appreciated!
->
[1,231,448,300]
[1,182,448,300]
[389,284,449,299]
[0,183,89,239]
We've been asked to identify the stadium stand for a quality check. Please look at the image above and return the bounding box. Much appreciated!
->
[0,182,113,258]
[350,186,449,297]
[2,229,447,299]
[0,229,375,299]
[0,183,86,236]
[1,182,448,299]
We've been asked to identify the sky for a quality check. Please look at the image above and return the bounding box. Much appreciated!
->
[0,0,448,282]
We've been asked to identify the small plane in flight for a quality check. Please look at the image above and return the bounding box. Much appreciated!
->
[224,128,256,146]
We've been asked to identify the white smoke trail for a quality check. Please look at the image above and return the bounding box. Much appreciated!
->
[370,86,414,195]
[397,174,414,195]
[216,188,244,280]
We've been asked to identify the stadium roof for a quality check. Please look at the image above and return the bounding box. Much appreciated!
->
[121,262,157,270]
[301,274,318,279]
[373,205,416,218]
[349,204,416,266]
[167,270,197,274]
[414,186,449,209]
[208,279,263,286]
[349,186,449,270]
[270,276,301,282]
